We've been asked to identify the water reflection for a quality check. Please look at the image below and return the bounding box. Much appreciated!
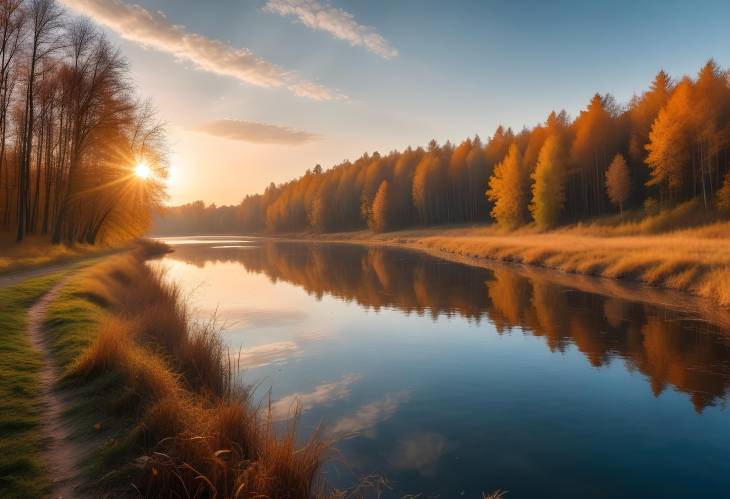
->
[167,241,730,413]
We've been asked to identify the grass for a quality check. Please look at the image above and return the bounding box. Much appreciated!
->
[0,234,102,275]
[0,272,68,498]
[40,246,333,497]
[0,234,169,277]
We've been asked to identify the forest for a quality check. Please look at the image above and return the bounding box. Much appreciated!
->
[156,60,730,234]
[0,0,167,246]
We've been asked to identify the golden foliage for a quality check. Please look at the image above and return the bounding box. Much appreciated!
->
[529,135,566,229]
[605,154,631,214]
[487,144,528,228]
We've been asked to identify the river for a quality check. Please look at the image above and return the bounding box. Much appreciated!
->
[155,236,730,498]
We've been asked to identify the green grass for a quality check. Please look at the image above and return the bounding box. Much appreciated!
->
[0,273,66,499]
[42,270,144,494]
[44,281,105,371]
[0,256,115,498]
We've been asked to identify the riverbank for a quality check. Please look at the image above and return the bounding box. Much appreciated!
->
[0,235,141,278]
[267,220,730,311]
[1,243,333,498]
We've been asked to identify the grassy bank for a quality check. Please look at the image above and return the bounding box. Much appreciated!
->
[34,245,331,497]
[0,236,102,276]
[277,206,730,307]
[0,272,70,498]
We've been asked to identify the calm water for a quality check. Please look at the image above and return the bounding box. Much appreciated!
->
[156,236,730,498]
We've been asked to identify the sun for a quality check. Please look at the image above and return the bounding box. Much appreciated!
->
[134,162,152,180]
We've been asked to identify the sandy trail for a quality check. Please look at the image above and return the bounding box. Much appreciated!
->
[26,281,86,499]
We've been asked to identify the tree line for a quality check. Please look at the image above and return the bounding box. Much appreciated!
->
[156,60,730,234]
[0,0,167,245]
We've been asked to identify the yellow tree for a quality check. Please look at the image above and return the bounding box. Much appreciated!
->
[646,78,693,199]
[369,180,391,232]
[530,135,566,229]
[487,143,528,228]
[628,71,672,174]
[606,154,631,215]
[569,94,620,216]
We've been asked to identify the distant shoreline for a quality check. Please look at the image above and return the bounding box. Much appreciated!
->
[154,222,730,324]
[153,226,730,329]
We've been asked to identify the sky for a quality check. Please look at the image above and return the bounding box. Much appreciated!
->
[61,0,730,206]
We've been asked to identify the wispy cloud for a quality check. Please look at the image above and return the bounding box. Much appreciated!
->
[264,0,397,59]
[62,0,341,100]
[329,391,410,438]
[194,119,321,145]
[234,330,327,368]
[237,341,299,368]
[271,373,362,419]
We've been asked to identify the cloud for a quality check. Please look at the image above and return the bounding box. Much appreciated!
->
[234,330,327,368]
[237,341,299,368]
[194,119,321,145]
[62,0,341,100]
[264,0,397,59]
[329,391,410,438]
[388,432,452,474]
[271,373,362,419]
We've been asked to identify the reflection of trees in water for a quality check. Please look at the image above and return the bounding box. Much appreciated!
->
[170,242,730,412]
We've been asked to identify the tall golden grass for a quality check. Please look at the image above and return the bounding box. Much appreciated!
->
[298,204,730,307]
[405,225,730,306]
[67,249,332,497]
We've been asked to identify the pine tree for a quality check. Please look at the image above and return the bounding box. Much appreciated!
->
[606,154,630,215]
[530,135,566,229]
[487,143,528,228]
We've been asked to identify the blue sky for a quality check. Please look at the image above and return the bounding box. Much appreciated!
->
[63,0,730,204]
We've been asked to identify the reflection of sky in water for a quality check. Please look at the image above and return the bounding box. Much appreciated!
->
[157,236,257,245]
[155,239,730,499]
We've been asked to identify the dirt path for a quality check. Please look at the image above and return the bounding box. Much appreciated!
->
[0,246,127,290]
[26,281,87,499]
[0,261,84,289]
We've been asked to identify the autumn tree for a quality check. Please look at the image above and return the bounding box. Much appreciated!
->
[627,70,672,200]
[530,135,566,229]
[0,1,169,245]
[487,143,528,228]
[569,94,622,216]
[16,0,62,241]
[369,179,391,232]
[606,154,630,215]
[645,78,693,199]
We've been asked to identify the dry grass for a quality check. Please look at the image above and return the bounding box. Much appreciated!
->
[404,227,730,306]
[0,236,170,276]
[290,203,730,307]
[56,250,332,498]
[0,235,98,275]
